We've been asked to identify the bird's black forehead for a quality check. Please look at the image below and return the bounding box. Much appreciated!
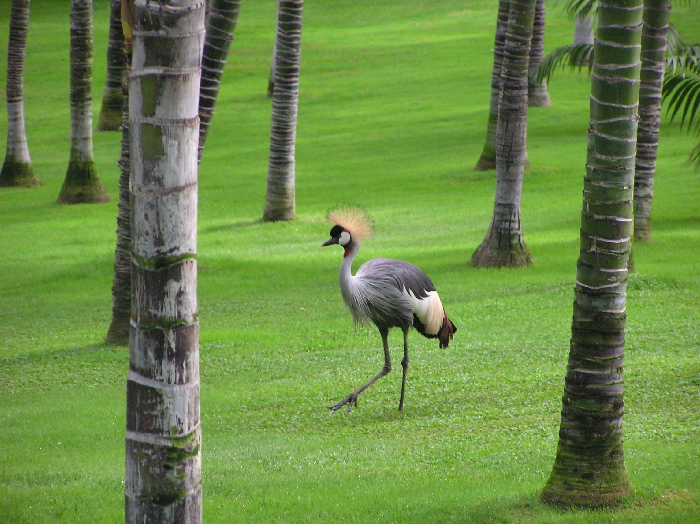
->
[329,225,344,237]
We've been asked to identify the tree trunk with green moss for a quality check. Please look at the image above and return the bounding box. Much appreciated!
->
[541,0,642,508]
[125,0,204,522]
[633,0,671,241]
[263,0,304,222]
[471,0,535,268]
[57,0,109,204]
[0,0,41,188]
[96,0,125,131]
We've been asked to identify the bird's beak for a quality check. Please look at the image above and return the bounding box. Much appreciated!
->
[322,237,338,247]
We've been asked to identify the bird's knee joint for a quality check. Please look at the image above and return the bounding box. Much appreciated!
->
[382,365,391,375]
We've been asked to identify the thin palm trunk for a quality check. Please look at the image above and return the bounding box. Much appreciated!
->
[528,0,551,107]
[541,0,642,508]
[633,0,671,241]
[199,0,241,162]
[125,0,204,521]
[57,0,109,204]
[0,0,41,188]
[97,0,125,131]
[474,0,510,171]
[471,0,535,268]
[105,95,131,345]
[263,0,304,221]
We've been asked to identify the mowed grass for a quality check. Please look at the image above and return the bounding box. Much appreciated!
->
[0,1,699,522]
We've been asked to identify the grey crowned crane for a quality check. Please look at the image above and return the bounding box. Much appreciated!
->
[322,205,457,411]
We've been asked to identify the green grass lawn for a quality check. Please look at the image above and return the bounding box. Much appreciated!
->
[1,1,698,522]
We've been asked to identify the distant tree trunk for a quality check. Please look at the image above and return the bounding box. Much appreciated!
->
[57,0,110,204]
[198,0,242,162]
[573,13,594,45]
[105,96,131,345]
[541,0,642,508]
[471,0,536,268]
[0,0,41,188]
[105,0,134,345]
[267,41,277,98]
[125,0,204,522]
[263,0,304,222]
[97,0,125,131]
[528,0,551,107]
[474,0,510,171]
[633,0,672,241]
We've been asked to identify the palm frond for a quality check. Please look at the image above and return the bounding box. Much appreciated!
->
[534,43,594,84]
[665,25,700,75]
[663,63,700,171]
[553,0,596,20]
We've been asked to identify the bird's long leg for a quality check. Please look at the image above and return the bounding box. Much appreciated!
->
[330,327,392,411]
[398,328,409,412]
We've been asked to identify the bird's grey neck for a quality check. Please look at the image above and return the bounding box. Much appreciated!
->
[339,241,360,284]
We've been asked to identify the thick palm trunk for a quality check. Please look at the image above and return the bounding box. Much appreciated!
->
[0,0,41,188]
[471,0,535,268]
[57,0,109,204]
[541,0,642,508]
[528,0,551,107]
[263,0,304,222]
[633,0,671,241]
[125,0,204,522]
[97,0,125,131]
[474,0,510,171]
[198,0,241,162]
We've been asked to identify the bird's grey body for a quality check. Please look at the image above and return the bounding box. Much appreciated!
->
[323,211,456,411]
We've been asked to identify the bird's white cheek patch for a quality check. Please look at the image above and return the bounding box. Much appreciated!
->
[339,230,351,246]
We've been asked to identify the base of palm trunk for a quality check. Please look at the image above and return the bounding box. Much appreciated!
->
[541,471,633,509]
[97,90,124,131]
[57,159,110,204]
[0,158,42,187]
[473,149,496,171]
[471,235,533,268]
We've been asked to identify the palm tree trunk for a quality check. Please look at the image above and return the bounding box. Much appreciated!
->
[97,0,125,131]
[263,0,304,222]
[633,0,671,241]
[541,0,642,508]
[105,95,131,345]
[57,0,110,204]
[0,0,41,188]
[471,0,535,268]
[528,0,551,107]
[125,0,204,522]
[198,0,241,162]
[474,0,510,171]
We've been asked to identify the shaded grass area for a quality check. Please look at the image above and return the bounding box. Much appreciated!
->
[0,0,698,522]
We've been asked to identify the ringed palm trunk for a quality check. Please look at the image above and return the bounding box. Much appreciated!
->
[0,0,41,188]
[263,0,304,222]
[528,0,551,107]
[540,0,642,508]
[474,0,510,171]
[471,0,535,268]
[96,0,125,131]
[633,0,671,241]
[125,0,204,522]
[57,0,109,204]
[105,94,131,345]
[198,0,241,162]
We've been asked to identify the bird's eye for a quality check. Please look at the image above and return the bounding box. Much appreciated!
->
[339,230,351,246]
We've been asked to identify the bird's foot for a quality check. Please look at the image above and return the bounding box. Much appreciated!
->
[329,392,359,412]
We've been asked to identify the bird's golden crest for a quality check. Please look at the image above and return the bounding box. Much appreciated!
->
[326,204,373,241]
